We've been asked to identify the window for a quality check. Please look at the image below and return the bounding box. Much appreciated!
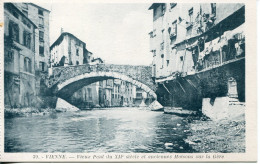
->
[152,50,156,57]
[39,45,44,56]
[188,8,193,23]
[149,31,153,38]
[9,22,19,43]
[211,3,216,16]
[39,17,44,27]
[180,56,184,61]
[161,54,164,68]
[162,4,166,15]
[167,60,169,66]
[39,31,44,42]
[24,57,32,73]
[137,93,142,98]
[88,88,92,100]
[5,50,14,63]
[23,31,31,49]
[76,61,79,65]
[38,9,43,16]
[76,48,79,56]
[39,62,45,72]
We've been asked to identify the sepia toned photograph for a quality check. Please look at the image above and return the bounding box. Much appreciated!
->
[0,0,257,162]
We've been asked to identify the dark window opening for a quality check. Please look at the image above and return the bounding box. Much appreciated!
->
[23,31,31,49]
[39,61,45,72]
[180,56,184,61]
[76,61,79,65]
[211,3,216,16]
[39,46,44,56]
[39,31,44,42]
[161,54,164,69]
[9,21,19,43]
[5,50,14,63]
[88,88,92,100]
[24,57,32,73]
[162,4,166,15]
[38,9,43,16]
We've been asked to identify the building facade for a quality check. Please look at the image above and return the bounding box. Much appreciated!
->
[50,32,92,67]
[4,3,38,108]
[15,3,51,73]
[149,3,245,109]
[70,82,99,109]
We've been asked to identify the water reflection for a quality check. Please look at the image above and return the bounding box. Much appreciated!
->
[5,107,195,153]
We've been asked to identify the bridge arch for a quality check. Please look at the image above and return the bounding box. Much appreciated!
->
[54,71,157,100]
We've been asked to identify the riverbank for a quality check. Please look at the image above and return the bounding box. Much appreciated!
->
[4,107,65,118]
[185,114,245,153]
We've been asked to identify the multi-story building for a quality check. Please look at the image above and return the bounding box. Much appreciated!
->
[149,3,245,109]
[70,82,100,109]
[111,79,121,106]
[98,79,113,107]
[15,3,50,73]
[4,3,38,107]
[100,79,151,107]
[121,81,136,106]
[50,32,92,67]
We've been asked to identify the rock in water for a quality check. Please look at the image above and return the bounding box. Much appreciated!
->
[56,98,79,112]
[148,100,163,111]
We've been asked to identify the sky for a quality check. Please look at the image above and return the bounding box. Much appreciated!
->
[37,3,153,66]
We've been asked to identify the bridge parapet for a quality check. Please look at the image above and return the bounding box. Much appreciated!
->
[47,64,157,92]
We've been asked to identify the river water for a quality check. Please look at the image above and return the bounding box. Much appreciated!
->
[5,107,195,153]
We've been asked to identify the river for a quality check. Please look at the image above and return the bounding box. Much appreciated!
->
[5,107,195,153]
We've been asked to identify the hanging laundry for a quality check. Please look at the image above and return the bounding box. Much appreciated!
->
[212,36,221,52]
[204,41,213,55]
[235,43,243,56]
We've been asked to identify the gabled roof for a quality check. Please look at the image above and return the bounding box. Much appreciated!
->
[29,3,51,12]
[50,32,86,50]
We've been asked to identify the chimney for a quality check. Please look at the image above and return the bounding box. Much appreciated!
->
[61,28,64,34]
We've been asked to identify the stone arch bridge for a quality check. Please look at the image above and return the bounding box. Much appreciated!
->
[46,64,157,101]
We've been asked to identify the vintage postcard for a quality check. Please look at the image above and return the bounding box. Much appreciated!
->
[0,0,257,162]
